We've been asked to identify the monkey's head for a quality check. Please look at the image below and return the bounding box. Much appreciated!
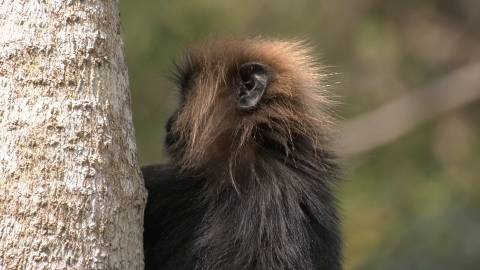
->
[166,38,333,177]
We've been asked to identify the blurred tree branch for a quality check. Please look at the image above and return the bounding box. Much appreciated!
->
[337,62,480,156]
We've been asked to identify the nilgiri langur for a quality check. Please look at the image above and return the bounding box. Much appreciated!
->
[142,38,342,270]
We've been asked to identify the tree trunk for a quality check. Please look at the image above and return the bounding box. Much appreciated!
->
[0,1,146,269]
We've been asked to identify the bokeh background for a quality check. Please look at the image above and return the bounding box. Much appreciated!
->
[120,1,480,269]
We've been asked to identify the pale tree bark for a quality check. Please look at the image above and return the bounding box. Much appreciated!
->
[0,0,146,269]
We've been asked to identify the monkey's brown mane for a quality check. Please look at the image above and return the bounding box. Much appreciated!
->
[168,38,334,186]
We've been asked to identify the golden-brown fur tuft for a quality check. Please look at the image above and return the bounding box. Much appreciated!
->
[168,38,335,181]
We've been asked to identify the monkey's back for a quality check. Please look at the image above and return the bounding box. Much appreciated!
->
[142,162,342,270]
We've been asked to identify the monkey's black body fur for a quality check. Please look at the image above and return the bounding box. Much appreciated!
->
[143,136,341,270]
[143,39,342,270]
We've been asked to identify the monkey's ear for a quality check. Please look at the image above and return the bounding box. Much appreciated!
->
[237,62,270,109]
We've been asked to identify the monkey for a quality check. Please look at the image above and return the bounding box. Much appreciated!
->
[142,38,342,270]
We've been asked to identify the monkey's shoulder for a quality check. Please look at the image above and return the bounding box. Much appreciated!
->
[142,164,205,269]
[141,164,205,213]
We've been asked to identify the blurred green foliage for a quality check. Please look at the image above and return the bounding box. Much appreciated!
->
[120,0,480,269]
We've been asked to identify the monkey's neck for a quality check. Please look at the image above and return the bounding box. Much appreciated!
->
[194,135,339,269]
